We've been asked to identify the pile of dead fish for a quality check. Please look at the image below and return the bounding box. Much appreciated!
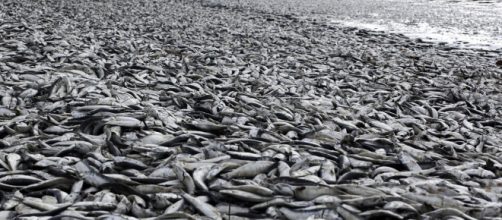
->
[1,0,502,219]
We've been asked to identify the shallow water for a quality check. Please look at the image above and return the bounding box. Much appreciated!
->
[328,0,502,50]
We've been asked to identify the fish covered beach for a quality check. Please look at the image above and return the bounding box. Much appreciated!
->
[0,0,502,219]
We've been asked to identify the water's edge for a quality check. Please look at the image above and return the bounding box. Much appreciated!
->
[330,19,502,51]
[327,0,502,51]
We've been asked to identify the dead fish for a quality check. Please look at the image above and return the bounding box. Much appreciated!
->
[216,203,250,215]
[164,199,185,214]
[398,151,421,171]
[130,195,156,218]
[149,167,177,179]
[423,208,477,220]
[223,184,274,196]
[221,161,275,179]
[2,191,23,209]
[359,209,403,220]
[293,185,343,201]
[320,160,337,183]
[337,169,368,183]
[135,184,174,194]
[463,167,496,178]
[333,184,386,197]
[226,151,262,160]
[172,163,195,194]
[277,161,291,177]
[251,197,314,210]
[279,207,339,220]
[20,177,72,192]
[64,180,84,203]
[193,165,212,191]
[72,201,117,211]
[343,195,401,208]
[154,212,196,220]
[0,153,21,171]
[372,166,399,177]
[0,211,16,220]
[0,175,43,186]
[139,133,174,145]
[181,192,221,220]
[20,196,69,212]
[0,108,16,117]
[187,119,226,132]
[104,116,144,128]
[19,88,38,98]
[74,161,111,187]
[114,156,148,170]
[44,125,73,134]
[383,201,418,214]
[115,195,132,215]
[1,1,501,219]
[333,117,359,131]
[401,193,465,210]
[220,189,272,202]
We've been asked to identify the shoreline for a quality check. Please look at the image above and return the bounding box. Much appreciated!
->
[329,18,502,52]
[209,0,502,53]
[0,0,501,219]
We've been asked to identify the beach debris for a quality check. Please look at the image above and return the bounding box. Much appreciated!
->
[0,0,501,219]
